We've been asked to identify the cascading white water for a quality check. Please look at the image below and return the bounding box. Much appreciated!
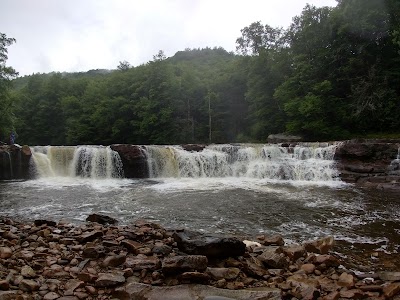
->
[31,146,124,179]
[145,143,341,182]
[2,151,13,179]
[388,147,400,175]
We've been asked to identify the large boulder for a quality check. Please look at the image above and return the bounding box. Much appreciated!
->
[181,144,207,152]
[86,213,118,225]
[173,230,246,258]
[0,144,32,180]
[110,144,148,178]
[335,140,400,188]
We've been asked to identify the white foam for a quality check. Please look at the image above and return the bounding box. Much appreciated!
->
[19,177,135,191]
[145,143,343,183]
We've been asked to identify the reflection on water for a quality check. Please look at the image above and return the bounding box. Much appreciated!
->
[0,178,399,269]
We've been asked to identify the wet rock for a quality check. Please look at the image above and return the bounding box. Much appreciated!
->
[383,282,400,298]
[34,220,56,227]
[173,230,246,258]
[162,255,208,273]
[43,292,60,300]
[95,272,126,287]
[121,240,144,253]
[77,272,98,283]
[206,267,240,281]
[378,271,400,281]
[78,230,103,244]
[300,263,316,274]
[82,246,101,258]
[152,244,172,256]
[243,257,268,278]
[322,291,340,300]
[304,236,334,254]
[113,282,281,300]
[0,291,18,300]
[84,286,96,295]
[3,231,18,240]
[110,144,149,178]
[20,265,36,278]
[19,279,40,292]
[0,280,9,291]
[0,247,12,259]
[181,144,207,152]
[74,291,89,299]
[125,255,161,271]
[103,254,126,267]
[337,272,355,288]
[258,247,288,269]
[86,214,117,225]
[179,272,210,283]
[137,247,152,255]
[313,254,340,267]
[64,279,84,295]
[258,235,285,246]
[339,289,364,299]
[287,274,320,300]
[284,245,306,260]
[60,238,76,245]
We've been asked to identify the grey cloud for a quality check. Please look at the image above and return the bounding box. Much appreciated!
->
[1,0,337,75]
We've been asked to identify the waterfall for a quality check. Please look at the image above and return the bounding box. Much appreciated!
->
[388,147,400,175]
[1,151,13,179]
[145,143,340,182]
[31,146,124,179]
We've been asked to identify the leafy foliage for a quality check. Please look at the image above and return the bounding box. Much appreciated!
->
[8,1,400,145]
[0,33,18,142]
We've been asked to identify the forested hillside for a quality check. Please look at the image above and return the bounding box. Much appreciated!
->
[3,0,400,145]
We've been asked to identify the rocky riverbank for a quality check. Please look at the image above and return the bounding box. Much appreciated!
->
[1,215,400,300]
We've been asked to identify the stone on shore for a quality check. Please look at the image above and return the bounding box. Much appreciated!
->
[86,213,118,225]
[0,216,398,300]
[113,282,281,300]
[162,255,208,273]
[173,230,246,258]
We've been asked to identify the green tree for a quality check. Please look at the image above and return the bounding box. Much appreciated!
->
[0,33,18,142]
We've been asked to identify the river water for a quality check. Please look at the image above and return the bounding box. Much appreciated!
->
[0,144,399,270]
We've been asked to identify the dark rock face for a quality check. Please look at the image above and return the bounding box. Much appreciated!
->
[86,214,118,225]
[0,145,32,180]
[173,230,246,258]
[335,140,400,189]
[181,144,207,152]
[267,134,302,143]
[110,144,149,178]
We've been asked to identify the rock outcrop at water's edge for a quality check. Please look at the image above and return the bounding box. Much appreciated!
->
[109,145,149,178]
[0,144,32,180]
[1,215,400,299]
[335,139,400,190]
[2,140,400,190]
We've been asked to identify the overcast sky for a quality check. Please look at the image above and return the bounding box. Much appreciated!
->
[2,0,337,76]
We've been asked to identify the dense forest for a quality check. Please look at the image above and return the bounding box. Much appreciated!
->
[1,0,400,145]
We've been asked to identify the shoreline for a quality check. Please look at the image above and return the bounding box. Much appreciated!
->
[1,215,400,299]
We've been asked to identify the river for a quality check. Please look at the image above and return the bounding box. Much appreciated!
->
[0,143,399,270]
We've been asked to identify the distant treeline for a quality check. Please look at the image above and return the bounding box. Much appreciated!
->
[4,0,400,145]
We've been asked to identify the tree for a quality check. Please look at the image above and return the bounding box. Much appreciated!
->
[117,60,131,71]
[0,33,18,142]
[236,21,285,55]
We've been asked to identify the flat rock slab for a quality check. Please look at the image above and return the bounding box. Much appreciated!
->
[114,282,281,300]
[173,230,245,258]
